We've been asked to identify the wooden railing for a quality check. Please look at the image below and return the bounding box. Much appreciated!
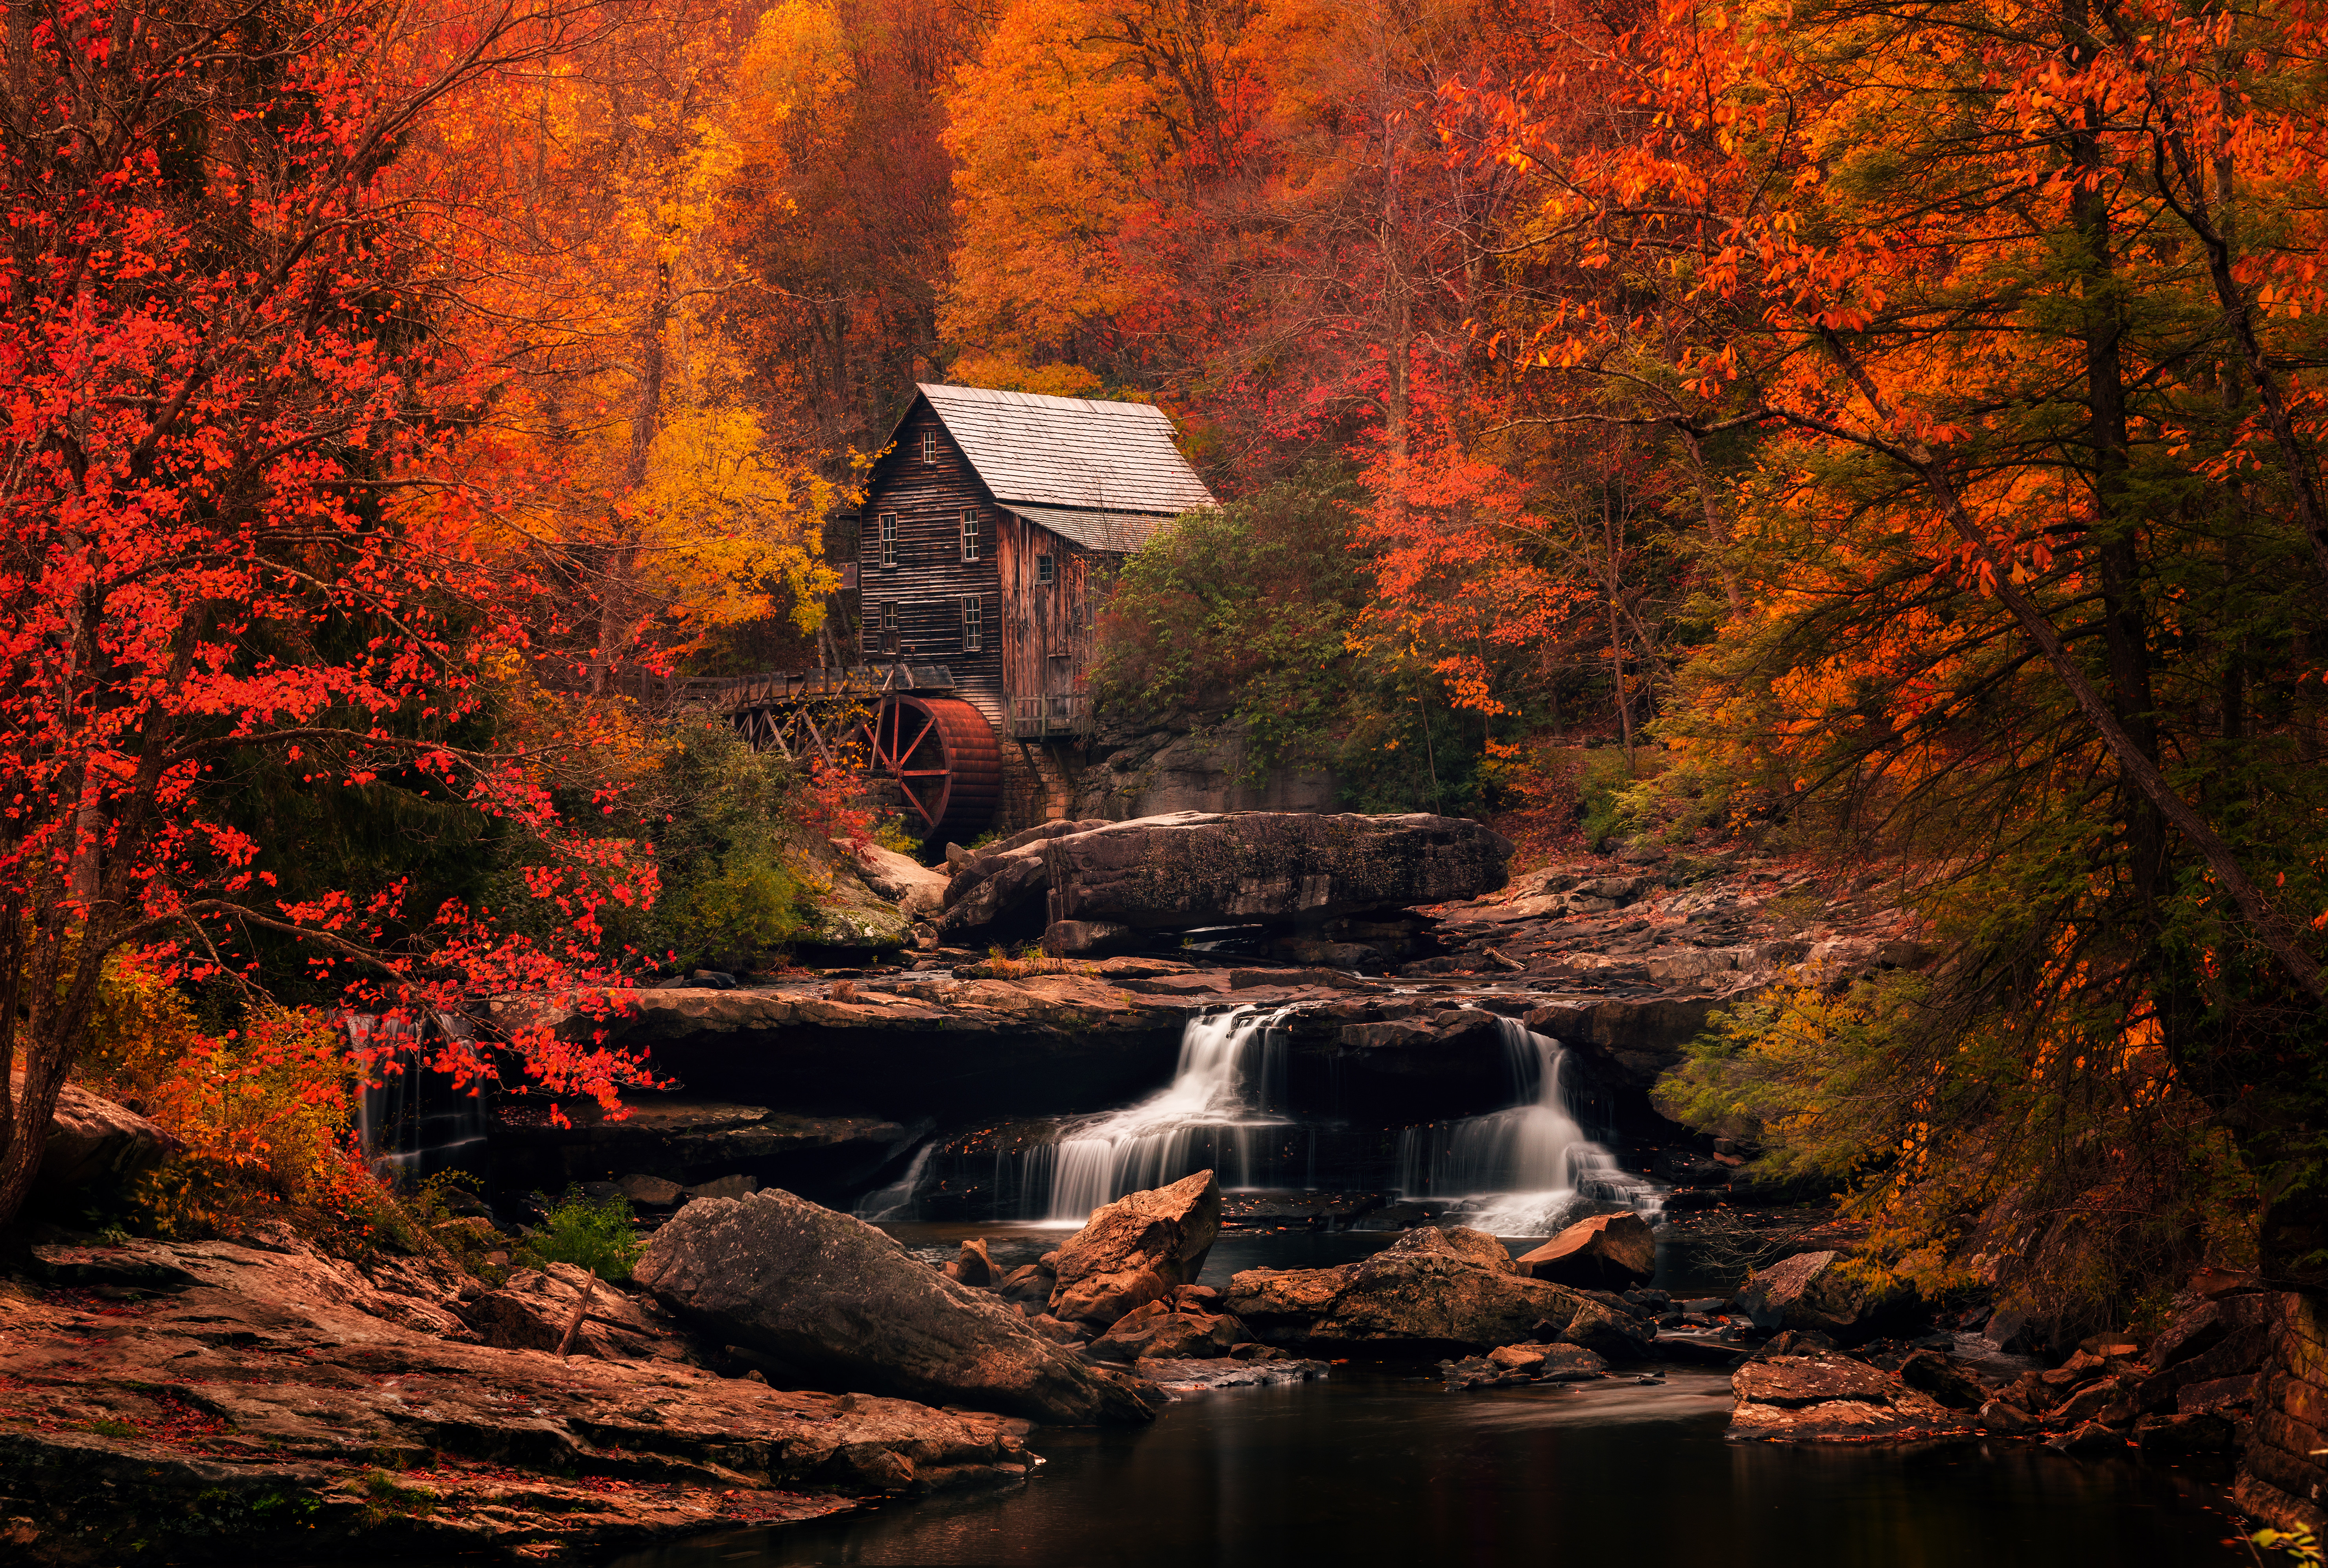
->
[536,661,954,713]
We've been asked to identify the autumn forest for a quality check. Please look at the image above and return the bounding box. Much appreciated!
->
[6,0,2328,1552]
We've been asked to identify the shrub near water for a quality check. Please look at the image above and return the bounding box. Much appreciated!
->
[515,1187,643,1281]
[78,967,395,1255]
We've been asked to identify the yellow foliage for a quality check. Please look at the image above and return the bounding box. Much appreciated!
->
[633,403,841,633]
[939,0,1162,356]
[945,352,1107,399]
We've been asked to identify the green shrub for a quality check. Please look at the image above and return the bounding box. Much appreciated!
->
[515,1186,642,1281]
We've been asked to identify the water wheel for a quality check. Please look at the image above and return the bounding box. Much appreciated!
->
[857,693,1001,840]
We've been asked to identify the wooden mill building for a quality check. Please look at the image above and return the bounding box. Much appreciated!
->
[839,383,1217,746]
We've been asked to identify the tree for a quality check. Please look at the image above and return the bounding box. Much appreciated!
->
[1446,0,2328,1304]
[0,0,659,1230]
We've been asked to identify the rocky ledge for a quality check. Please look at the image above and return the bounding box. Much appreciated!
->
[0,1229,1036,1564]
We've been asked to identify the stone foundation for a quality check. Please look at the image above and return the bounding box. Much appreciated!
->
[2237,1291,2328,1529]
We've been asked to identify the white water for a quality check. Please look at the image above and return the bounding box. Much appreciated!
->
[1042,1006,1294,1222]
[1397,1017,1662,1235]
[854,1141,938,1222]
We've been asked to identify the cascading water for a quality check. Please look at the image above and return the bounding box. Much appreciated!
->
[1396,1016,1660,1234]
[854,1141,938,1222]
[346,1012,488,1182]
[1040,1006,1293,1222]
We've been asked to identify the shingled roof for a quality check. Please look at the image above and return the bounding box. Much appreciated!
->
[916,383,1217,527]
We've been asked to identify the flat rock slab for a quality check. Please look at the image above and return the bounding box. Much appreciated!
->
[0,1235,1035,1565]
[1730,1353,1977,1441]
[1137,1356,1333,1396]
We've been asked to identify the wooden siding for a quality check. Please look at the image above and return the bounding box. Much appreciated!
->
[995,512,1099,722]
[856,401,1004,722]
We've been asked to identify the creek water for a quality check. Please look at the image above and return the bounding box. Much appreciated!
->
[614,1009,2250,1567]
[607,1227,2250,1568]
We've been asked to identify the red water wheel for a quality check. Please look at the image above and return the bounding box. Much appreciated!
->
[857,694,1001,841]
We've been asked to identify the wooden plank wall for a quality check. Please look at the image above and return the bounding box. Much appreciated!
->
[995,515,1103,715]
[856,400,1004,723]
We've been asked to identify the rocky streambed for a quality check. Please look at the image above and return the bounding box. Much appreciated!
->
[0,815,2304,1562]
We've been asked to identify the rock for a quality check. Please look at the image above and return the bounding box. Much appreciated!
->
[2048,1421,2129,1457]
[685,1174,760,1201]
[463,1263,696,1362]
[1048,1170,1223,1328]
[1490,1341,1607,1381]
[1232,967,1373,992]
[494,1093,915,1201]
[945,1238,996,1288]
[1979,1400,2038,1433]
[634,1188,1160,1424]
[1441,1354,1524,1389]
[997,1262,1053,1304]
[791,831,917,951]
[1557,1298,1658,1361]
[1086,1308,1245,1364]
[0,1233,1038,1563]
[1024,1315,1085,1345]
[30,1081,178,1201]
[941,828,1092,936]
[1219,1263,1359,1336]
[1514,1212,1655,1289]
[616,1174,686,1207]
[2138,1410,2237,1456]
[1738,1251,1910,1344]
[1042,920,1136,956]
[1897,1349,1989,1410]
[2177,1373,2261,1412]
[1729,1353,1977,1441]
[1224,1226,1623,1356]
[1134,1356,1333,1396]
[1042,812,1511,935]
[841,839,950,921]
[2049,1375,2127,1427]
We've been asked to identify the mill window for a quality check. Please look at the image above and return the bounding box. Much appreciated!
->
[921,428,937,464]
[1036,553,1054,585]
[962,595,984,652]
[878,512,898,569]
[961,509,980,562]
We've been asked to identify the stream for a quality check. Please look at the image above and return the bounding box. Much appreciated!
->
[616,1003,2249,1566]
[607,1229,2249,1568]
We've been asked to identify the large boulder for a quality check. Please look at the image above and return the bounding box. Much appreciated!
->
[1223,1225,1646,1356]
[941,820,1109,937]
[1738,1250,1912,1344]
[1043,812,1512,936]
[1049,1170,1223,1327]
[32,1081,177,1201]
[1514,1212,1655,1289]
[841,839,950,921]
[633,1188,1160,1424]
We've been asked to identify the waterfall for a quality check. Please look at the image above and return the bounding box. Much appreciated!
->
[1397,1017,1660,1234]
[854,1140,939,1222]
[346,1012,488,1182]
[1042,1006,1291,1222]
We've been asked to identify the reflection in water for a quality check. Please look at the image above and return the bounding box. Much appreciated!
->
[609,1365,2243,1568]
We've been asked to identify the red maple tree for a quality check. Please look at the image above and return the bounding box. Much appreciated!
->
[0,0,654,1228]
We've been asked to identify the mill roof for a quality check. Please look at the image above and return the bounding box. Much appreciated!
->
[911,383,1217,531]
